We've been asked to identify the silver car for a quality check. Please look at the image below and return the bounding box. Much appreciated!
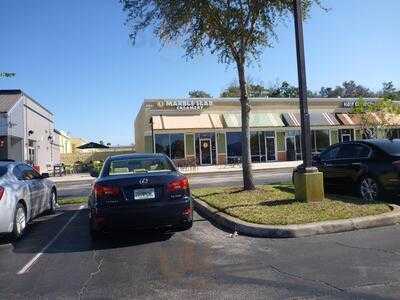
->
[0,161,57,240]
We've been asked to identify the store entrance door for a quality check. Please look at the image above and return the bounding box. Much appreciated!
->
[199,138,212,165]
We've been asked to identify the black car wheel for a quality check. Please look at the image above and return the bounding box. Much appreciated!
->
[48,190,57,214]
[11,203,27,241]
[359,177,380,202]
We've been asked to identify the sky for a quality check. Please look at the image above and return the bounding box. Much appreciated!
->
[1,0,399,145]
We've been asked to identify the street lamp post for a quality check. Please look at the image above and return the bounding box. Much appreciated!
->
[293,0,312,171]
[292,0,324,202]
[149,117,154,153]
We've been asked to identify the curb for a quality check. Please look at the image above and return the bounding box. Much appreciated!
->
[193,198,400,238]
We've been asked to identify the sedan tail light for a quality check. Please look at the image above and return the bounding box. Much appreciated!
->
[0,186,4,201]
[94,184,121,198]
[167,177,189,192]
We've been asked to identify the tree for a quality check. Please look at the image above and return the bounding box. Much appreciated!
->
[188,90,212,98]
[319,81,374,98]
[352,97,400,139]
[0,72,15,78]
[220,81,269,98]
[221,80,316,98]
[380,81,400,101]
[120,0,320,190]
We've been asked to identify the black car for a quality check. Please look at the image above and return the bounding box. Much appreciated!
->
[88,153,193,239]
[294,139,400,202]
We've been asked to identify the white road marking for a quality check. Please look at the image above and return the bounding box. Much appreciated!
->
[17,205,85,275]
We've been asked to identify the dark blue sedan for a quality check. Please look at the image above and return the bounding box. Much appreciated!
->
[88,153,193,239]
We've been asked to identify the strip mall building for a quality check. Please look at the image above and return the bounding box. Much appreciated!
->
[134,98,398,166]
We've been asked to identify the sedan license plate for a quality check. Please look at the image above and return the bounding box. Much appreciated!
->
[134,188,155,200]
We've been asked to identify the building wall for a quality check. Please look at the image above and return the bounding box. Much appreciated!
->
[23,96,55,173]
[59,133,72,154]
[134,105,150,153]
[52,130,61,167]
[70,137,86,153]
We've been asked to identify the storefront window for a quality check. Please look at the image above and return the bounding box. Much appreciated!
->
[312,130,330,153]
[155,134,170,156]
[226,132,242,164]
[155,134,185,159]
[170,134,185,159]
[339,129,354,142]
[250,132,260,162]
[387,129,400,139]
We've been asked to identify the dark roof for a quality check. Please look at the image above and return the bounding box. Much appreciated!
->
[0,89,53,115]
[77,142,109,149]
[0,90,22,112]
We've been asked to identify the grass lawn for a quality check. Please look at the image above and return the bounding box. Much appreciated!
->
[192,184,392,225]
[58,197,87,206]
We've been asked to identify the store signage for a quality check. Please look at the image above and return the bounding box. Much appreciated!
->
[342,99,376,108]
[156,99,213,111]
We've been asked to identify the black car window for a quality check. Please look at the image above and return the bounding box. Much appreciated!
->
[320,146,340,161]
[13,165,24,180]
[337,144,371,159]
[19,164,41,180]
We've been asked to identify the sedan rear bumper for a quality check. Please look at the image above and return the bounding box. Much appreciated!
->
[90,197,193,231]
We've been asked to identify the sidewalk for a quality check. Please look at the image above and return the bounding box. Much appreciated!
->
[49,161,302,183]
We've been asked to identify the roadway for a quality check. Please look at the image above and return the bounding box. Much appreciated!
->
[1,205,400,299]
[57,168,293,198]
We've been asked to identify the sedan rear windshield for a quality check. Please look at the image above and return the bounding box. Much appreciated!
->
[107,157,174,176]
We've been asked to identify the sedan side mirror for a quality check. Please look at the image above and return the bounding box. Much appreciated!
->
[41,173,50,179]
[90,170,99,178]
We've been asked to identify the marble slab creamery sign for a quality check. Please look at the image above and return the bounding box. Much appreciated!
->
[155,99,213,111]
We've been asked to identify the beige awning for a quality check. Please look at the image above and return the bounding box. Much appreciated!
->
[223,113,284,128]
[152,114,223,130]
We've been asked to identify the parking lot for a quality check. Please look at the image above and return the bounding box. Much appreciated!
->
[2,203,400,299]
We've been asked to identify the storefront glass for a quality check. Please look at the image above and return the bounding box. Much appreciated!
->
[170,134,185,159]
[338,129,354,142]
[155,134,185,159]
[311,130,330,153]
[227,131,275,164]
[226,132,242,164]
[155,134,170,155]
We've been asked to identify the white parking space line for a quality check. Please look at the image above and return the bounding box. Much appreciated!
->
[17,205,85,275]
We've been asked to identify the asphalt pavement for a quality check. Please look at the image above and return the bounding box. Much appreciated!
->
[1,204,400,299]
[56,168,293,198]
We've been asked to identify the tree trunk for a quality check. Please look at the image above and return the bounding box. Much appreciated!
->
[236,60,255,190]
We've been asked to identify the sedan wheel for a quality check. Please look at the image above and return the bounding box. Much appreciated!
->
[12,203,26,240]
[360,177,379,202]
[49,191,57,214]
